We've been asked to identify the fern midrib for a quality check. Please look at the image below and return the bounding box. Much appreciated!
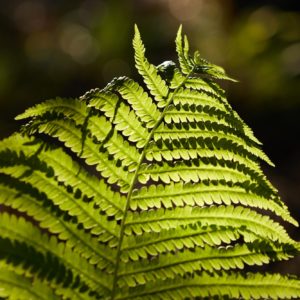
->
[174,90,227,108]
[139,165,253,181]
[131,185,279,207]
[118,246,273,277]
[125,212,292,243]
[121,228,234,252]
[16,100,87,123]
[134,52,167,101]
[116,280,300,299]
[110,69,194,299]
[132,186,254,200]
[146,147,260,170]
[156,128,256,150]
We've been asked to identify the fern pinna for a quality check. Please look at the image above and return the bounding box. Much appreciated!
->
[0,25,299,300]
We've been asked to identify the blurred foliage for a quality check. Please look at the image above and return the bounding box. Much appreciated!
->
[0,0,299,273]
[228,7,300,109]
[0,1,299,129]
[0,1,299,112]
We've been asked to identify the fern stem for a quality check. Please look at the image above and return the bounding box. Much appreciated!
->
[110,69,194,299]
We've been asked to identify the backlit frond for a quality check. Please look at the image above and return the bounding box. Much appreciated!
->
[0,25,299,300]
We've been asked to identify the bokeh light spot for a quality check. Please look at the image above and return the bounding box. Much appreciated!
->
[281,43,300,76]
[249,7,279,40]
[59,23,99,65]
[168,0,204,22]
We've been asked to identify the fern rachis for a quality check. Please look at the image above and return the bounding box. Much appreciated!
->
[0,25,299,299]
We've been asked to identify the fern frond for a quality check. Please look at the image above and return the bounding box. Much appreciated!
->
[26,118,132,190]
[36,145,126,218]
[0,134,126,218]
[145,141,275,197]
[0,163,119,244]
[0,180,114,268]
[116,272,300,299]
[164,104,261,151]
[133,25,169,105]
[170,72,263,146]
[175,25,193,75]
[130,182,297,226]
[116,77,160,129]
[16,97,140,170]
[146,136,260,172]
[121,225,243,262]
[164,106,231,129]
[175,26,236,82]
[126,205,295,244]
[183,76,225,98]
[138,160,255,185]
[0,214,111,296]
[86,115,140,169]
[0,268,60,300]
[15,97,88,125]
[0,25,299,300]
[193,53,237,82]
[137,158,279,204]
[173,88,228,114]
[86,90,148,148]
[155,124,273,166]
[54,288,92,300]
[118,242,296,287]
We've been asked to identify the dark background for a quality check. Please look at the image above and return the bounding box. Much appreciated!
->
[0,0,299,275]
